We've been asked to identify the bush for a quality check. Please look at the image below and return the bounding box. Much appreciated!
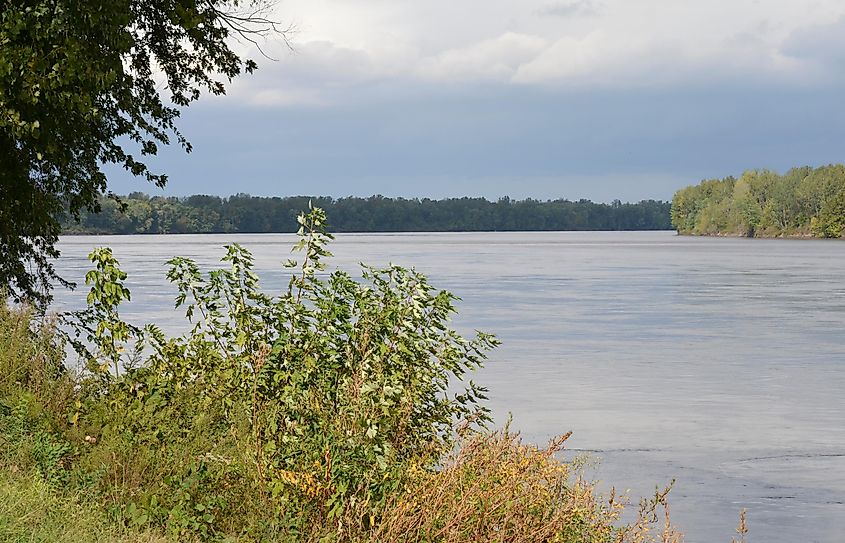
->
[54,206,497,539]
[811,190,845,238]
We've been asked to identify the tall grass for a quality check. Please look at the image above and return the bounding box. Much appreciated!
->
[0,301,176,542]
[0,302,72,414]
[0,469,169,543]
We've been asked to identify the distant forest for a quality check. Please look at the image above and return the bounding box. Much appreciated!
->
[61,194,672,234]
[672,164,845,238]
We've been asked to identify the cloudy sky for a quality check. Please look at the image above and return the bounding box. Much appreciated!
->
[111,0,845,202]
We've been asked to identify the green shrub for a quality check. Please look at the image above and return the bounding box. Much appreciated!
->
[61,206,498,539]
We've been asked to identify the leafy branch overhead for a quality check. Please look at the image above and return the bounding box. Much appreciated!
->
[0,0,287,306]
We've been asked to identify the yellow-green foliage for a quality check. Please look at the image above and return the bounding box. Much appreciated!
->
[0,469,173,543]
[671,165,845,238]
[812,190,845,238]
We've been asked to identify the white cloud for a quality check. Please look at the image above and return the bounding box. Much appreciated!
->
[222,0,845,105]
[248,88,328,107]
[535,0,603,18]
[512,31,648,85]
[222,39,408,107]
[417,32,547,82]
[511,28,811,87]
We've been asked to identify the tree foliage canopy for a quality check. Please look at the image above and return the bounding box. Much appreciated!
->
[671,165,845,238]
[0,0,277,306]
[62,193,673,234]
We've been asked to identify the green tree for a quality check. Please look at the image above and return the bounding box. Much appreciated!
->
[812,190,845,238]
[1,0,284,306]
[670,186,697,233]
[673,165,845,238]
[731,174,762,236]
[797,164,845,221]
[61,194,673,234]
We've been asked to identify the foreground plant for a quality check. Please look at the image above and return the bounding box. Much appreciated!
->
[61,206,496,538]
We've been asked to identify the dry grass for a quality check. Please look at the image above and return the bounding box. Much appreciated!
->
[373,429,683,543]
[731,509,748,543]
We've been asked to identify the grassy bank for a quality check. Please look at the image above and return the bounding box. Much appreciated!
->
[0,470,169,543]
[1,208,690,542]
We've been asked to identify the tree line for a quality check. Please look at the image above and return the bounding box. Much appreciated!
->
[61,193,672,234]
[671,164,845,238]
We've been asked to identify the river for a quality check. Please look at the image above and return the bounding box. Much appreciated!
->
[54,231,845,542]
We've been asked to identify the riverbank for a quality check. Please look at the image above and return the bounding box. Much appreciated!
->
[2,214,685,542]
[676,230,821,239]
[0,301,680,543]
[671,165,845,239]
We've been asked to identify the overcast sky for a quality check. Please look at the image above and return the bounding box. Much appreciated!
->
[110,0,845,202]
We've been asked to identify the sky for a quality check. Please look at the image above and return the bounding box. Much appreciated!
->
[110,0,845,202]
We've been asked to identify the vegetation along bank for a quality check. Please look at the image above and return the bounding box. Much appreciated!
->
[61,194,672,234]
[0,208,699,542]
[671,164,845,238]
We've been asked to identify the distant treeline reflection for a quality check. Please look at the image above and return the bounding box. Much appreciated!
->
[62,194,672,234]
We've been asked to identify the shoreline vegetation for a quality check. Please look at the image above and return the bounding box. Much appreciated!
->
[61,194,672,235]
[0,207,708,543]
[671,164,845,239]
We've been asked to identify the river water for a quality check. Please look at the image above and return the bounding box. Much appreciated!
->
[54,232,845,542]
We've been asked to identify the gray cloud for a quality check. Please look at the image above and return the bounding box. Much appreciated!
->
[108,84,845,202]
[535,1,602,18]
[781,16,845,70]
[103,2,845,201]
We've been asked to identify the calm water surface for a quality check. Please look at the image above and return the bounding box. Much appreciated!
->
[54,232,845,543]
